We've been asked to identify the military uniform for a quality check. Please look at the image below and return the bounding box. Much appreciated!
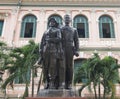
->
[61,25,79,89]
[40,26,65,89]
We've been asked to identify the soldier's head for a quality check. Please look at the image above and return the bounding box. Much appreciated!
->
[64,14,71,25]
[48,17,58,27]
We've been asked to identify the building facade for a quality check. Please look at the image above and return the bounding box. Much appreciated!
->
[0,0,120,97]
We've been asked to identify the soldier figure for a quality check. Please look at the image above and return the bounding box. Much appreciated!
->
[61,14,79,89]
[40,18,65,89]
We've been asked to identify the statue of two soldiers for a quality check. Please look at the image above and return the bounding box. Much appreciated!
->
[38,14,79,90]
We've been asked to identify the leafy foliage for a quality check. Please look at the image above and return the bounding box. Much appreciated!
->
[1,40,39,98]
[0,41,8,82]
[74,53,120,99]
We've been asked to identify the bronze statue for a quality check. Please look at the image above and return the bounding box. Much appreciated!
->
[61,14,79,89]
[39,18,65,89]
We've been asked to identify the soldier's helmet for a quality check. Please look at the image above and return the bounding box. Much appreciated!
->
[48,17,58,27]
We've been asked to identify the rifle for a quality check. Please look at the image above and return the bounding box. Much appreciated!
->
[37,57,43,65]
[34,57,43,68]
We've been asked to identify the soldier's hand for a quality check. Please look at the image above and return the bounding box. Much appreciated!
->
[74,52,79,57]
[34,61,43,68]
[39,49,43,55]
[34,61,39,66]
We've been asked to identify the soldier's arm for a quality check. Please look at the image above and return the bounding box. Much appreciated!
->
[56,29,62,43]
[39,32,46,54]
[34,33,46,67]
[56,29,62,42]
[74,29,79,51]
[73,29,79,57]
[49,29,61,43]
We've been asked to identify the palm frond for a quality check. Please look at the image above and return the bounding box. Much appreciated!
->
[0,77,2,81]
[1,72,17,89]
[0,41,7,46]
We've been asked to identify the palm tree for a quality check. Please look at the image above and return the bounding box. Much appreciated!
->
[101,56,120,99]
[74,53,120,99]
[1,40,39,98]
[74,53,101,98]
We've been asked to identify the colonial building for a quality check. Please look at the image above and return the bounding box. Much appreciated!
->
[0,0,120,97]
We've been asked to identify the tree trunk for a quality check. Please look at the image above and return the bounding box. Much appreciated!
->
[98,81,101,99]
[37,70,43,95]
[93,83,97,99]
[4,89,6,99]
[103,84,106,99]
[32,69,34,97]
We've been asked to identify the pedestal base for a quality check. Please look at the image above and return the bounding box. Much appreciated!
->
[26,97,86,99]
[26,89,87,99]
[37,89,78,97]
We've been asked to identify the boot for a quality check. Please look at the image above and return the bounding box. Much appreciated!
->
[44,83,49,89]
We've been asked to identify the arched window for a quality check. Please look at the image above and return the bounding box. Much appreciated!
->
[0,20,4,36]
[73,15,89,38]
[48,15,63,28]
[20,14,37,38]
[99,15,115,38]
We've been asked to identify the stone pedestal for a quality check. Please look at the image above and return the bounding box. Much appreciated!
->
[26,89,87,99]
[37,89,78,97]
[26,97,86,99]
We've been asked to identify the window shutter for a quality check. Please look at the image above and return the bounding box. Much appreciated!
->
[20,15,37,38]
[73,15,89,38]
[0,20,4,36]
